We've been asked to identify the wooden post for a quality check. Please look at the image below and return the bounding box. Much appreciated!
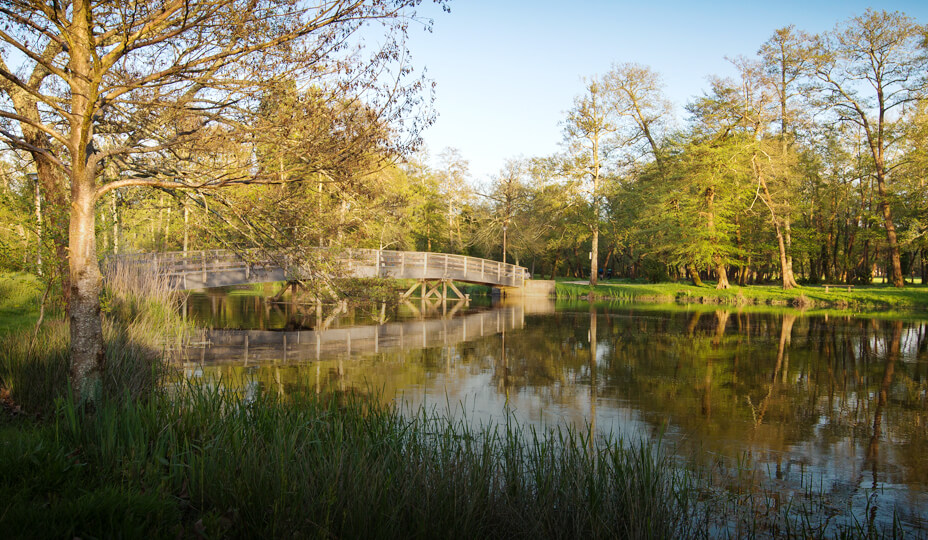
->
[423,252,428,278]
[444,254,448,275]
[376,249,381,278]
[481,259,485,281]
[463,257,468,278]
[400,251,405,276]
[497,261,501,282]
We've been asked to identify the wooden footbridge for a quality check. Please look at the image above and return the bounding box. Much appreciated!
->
[114,248,530,298]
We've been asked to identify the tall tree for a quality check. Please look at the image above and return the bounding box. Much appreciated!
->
[477,158,531,265]
[436,147,470,253]
[0,0,439,400]
[650,135,744,289]
[810,9,928,287]
[563,80,616,286]
[758,26,814,288]
[600,62,672,174]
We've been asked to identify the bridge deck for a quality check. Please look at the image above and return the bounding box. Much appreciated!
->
[115,248,529,290]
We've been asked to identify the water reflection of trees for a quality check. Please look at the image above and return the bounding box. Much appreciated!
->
[187,299,928,492]
[475,307,928,491]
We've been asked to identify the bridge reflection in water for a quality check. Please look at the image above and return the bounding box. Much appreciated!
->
[182,298,554,368]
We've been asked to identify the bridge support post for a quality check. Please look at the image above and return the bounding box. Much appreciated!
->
[400,279,468,302]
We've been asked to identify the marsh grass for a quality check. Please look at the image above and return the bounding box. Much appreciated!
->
[0,319,163,416]
[1,375,702,539]
[103,257,188,337]
[1,261,186,416]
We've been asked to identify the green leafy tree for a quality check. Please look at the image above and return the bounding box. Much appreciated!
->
[810,9,928,287]
[0,0,441,399]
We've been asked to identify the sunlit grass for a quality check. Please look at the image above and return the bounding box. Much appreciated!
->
[554,279,928,311]
[0,272,44,334]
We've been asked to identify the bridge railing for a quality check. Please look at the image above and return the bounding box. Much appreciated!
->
[112,248,529,288]
[344,249,527,288]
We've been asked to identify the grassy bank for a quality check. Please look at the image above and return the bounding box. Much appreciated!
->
[555,279,928,311]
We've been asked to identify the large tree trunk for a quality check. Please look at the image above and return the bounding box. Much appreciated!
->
[866,107,902,286]
[774,228,795,289]
[7,34,72,307]
[589,225,599,286]
[753,155,798,289]
[548,253,560,281]
[922,248,927,286]
[588,114,601,287]
[602,247,614,280]
[876,184,904,287]
[68,0,104,402]
[784,217,798,284]
[26,137,71,307]
[714,255,730,290]
[688,264,703,287]
[69,172,104,401]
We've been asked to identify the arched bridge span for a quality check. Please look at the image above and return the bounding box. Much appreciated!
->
[115,248,530,291]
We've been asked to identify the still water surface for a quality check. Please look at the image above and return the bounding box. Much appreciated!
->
[180,290,928,530]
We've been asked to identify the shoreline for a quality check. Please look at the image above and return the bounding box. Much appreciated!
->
[554,280,928,312]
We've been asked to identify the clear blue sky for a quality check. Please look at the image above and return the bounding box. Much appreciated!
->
[404,1,928,180]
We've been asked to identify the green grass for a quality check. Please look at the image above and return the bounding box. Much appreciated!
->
[555,279,928,311]
[0,381,703,539]
[0,272,44,334]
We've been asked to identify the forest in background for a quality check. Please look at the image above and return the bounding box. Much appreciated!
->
[1,8,927,300]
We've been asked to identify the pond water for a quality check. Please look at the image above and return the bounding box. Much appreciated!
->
[179,289,928,532]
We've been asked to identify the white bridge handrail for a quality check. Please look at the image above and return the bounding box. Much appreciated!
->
[112,248,529,289]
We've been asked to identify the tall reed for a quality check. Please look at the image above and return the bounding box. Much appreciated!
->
[2,380,699,539]
[1,257,185,415]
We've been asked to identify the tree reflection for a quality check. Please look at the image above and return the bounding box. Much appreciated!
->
[183,296,928,496]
